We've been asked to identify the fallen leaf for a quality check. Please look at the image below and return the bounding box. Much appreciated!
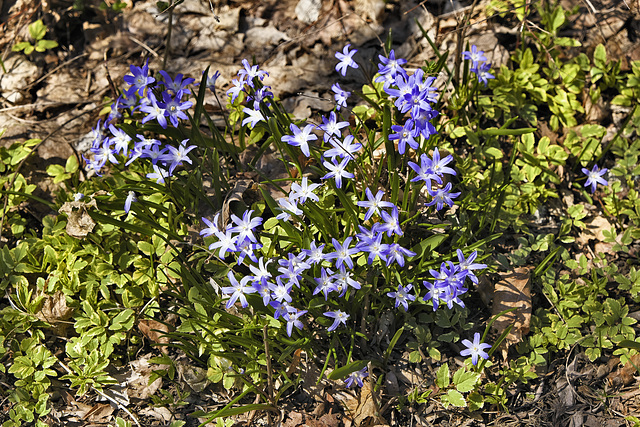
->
[35,289,74,335]
[608,354,640,388]
[577,216,613,245]
[492,267,532,355]
[138,319,171,353]
[59,198,97,238]
[82,403,114,422]
[344,381,387,427]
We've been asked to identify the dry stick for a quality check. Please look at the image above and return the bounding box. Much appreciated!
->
[23,53,89,90]
[163,7,174,70]
[0,108,93,242]
[129,36,161,58]
[453,0,480,87]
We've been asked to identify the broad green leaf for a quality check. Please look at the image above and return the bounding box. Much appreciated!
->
[435,363,450,389]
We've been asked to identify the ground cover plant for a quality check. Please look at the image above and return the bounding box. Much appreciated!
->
[2,0,640,425]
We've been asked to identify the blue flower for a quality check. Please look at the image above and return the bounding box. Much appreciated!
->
[237,59,268,87]
[389,120,418,154]
[123,58,155,97]
[322,157,354,189]
[313,267,336,300]
[140,92,167,128]
[319,111,349,142]
[290,177,322,204]
[387,283,416,311]
[460,332,491,366]
[326,237,359,270]
[472,62,495,87]
[384,243,415,267]
[208,229,237,258]
[344,367,368,388]
[357,188,394,221]
[332,83,351,110]
[159,70,195,97]
[456,249,487,284]
[324,310,350,332]
[285,308,307,337]
[380,205,403,237]
[581,164,608,193]
[323,135,362,160]
[282,123,317,157]
[159,92,192,127]
[426,182,461,211]
[146,164,170,184]
[335,44,359,76]
[378,49,407,77]
[221,271,255,309]
[228,210,262,244]
[166,139,197,175]
[124,191,137,214]
[462,45,487,68]
[200,214,221,238]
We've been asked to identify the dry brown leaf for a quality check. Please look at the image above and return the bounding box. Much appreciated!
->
[58,198,97,238]
[35,289,74,335]
[608,354,640,388]
[127,353,165,400]
[82,403,114,422]
[492,267,532,355]
[344,381,387,427]
[138,319,170,354]
[577,216,613,245]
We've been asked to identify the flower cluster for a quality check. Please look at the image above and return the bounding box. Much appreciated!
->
[462,45,495,87]
[83,59,198,198]
[422,249,486,311]
[375,49,439,153]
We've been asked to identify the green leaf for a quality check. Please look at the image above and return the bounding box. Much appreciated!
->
[29,20,47,41]
[445,389,466,407]
[453,368,479,393]
[435,363,450,389]
[327,360,368,380]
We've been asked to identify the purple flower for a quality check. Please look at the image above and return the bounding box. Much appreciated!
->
[159,92,192,127]
[319,111,349,142]
[108,124,131,156]
[462,45,487,67]
[385,243,415,267]
[290,177,322,204]
[335,44,359,76]
[227,78,246,103]
[345,367,368,388]
[140,92,167,128]
[389,120,419,154]
[146,164,170,184]
[282,123,317,157]
[228,209,262,244]
[426,183,461,211]
[166,139,197,175]
[322,157,354,189]
[123,58,155,97]
[472,62,495,87]
[378,49,407,77]
[324,310,350,332]
[358,232,389,264]
[380,205,403,237]
[203,70,221,92]
[581,164,608,193]
[200,214,221,238]
[460,332,491,365]
[456,249,487,284]
[357,188,394,221]
[221,271,255,309]
[159,70,195,97]
[387,283,416,312]
[285,308,307,337]
[313,267,336,300]
[323,135,361,160]
[326,237,359,270]
[332,83,351,110]
[208,230,237,258]
[237,59,268,87]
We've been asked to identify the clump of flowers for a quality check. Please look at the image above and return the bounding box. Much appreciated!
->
[462,45,495,86]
